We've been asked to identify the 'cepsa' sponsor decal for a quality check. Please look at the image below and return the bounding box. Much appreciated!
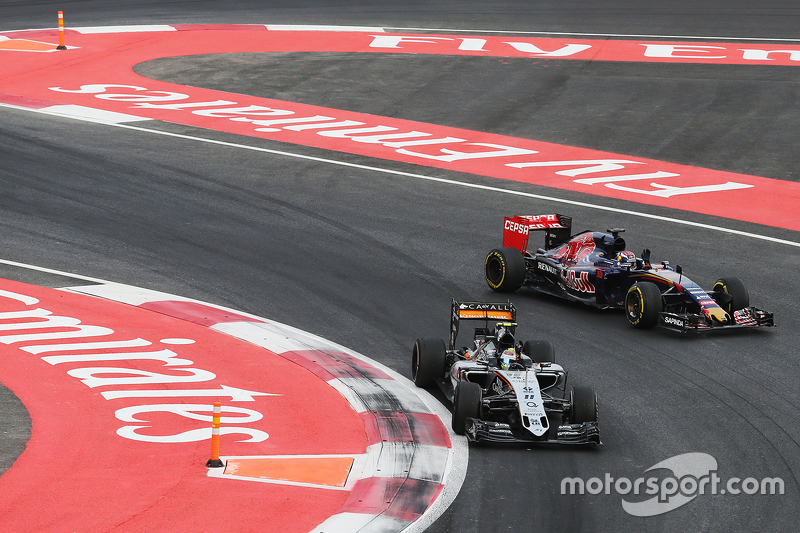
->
[504,218,530,235]
[561,269,595,293]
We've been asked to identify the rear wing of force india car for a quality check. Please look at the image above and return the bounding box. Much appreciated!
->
[449,299,516,351]
[503,213,572,253]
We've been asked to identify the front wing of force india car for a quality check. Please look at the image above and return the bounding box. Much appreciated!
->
[411,299,600,445]
[484,214,774,333]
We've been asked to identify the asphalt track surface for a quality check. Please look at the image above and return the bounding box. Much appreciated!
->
[2,1,800,532]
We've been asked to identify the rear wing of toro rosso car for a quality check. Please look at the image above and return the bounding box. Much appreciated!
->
[450,299,516,351]
[503,214,573,253]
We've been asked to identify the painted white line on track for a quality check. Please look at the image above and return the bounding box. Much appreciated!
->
[0,24,384,35]
[0,256,110,284]
[3,100,799,249]
[5,24,800,42]
[386,26,800,42]
[72,25,176,34]
[265,25,386,32]
[41,104,152,123]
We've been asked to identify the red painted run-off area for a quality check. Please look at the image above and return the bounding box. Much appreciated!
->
[0,279,365,533]
[0,26,799,231]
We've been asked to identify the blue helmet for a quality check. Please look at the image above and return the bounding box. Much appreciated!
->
[616,250,636,267]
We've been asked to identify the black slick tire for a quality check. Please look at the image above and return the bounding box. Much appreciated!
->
[570,386,598,424]
[452,381,482,435]
[485,247,526,293]
[412,338,446,388]
[625,281,662,329]
[712,277,749,313]
[522,340,556,364]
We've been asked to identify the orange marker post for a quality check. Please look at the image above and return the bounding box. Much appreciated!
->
[56,11,67,50]
[206,401,224,468]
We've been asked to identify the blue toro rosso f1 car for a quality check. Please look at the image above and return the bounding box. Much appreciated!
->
[484,214,774,332]
[412,299,600,445]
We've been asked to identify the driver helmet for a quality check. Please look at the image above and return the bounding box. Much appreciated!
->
[616,250,636,267]
[499,347,517,370]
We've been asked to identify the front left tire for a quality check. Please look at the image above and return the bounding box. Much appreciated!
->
[712,277,749,313]
[570,387,598,424]
[452,381,482,435]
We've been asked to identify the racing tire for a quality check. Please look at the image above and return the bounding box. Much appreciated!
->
[522,340,556,364]
[412,338,446,388]
[625,281,662,329]
[570,386,598,424]
[712,277,749,313]
[485,247,526,293]
[452,381,482,435]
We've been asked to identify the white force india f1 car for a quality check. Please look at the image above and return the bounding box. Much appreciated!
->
[412,299,600,445]
[484,214,775,333]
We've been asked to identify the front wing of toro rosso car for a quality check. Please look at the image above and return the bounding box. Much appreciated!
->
[411,299,600,445]
[484,214,774,333]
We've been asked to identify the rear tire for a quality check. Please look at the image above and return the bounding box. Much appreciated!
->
[522,340,556,364]
[713,277,749,313]
[570,387,598,424]
[625,281,662,329]
[485,247,526,292]
[452,381,482,435]
[412,338,446,388]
